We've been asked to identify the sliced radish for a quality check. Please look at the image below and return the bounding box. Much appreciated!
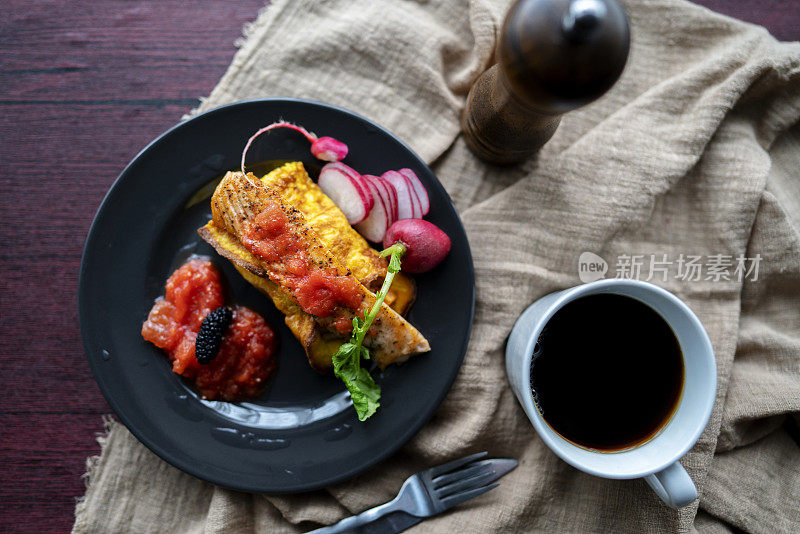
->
[351,175,374,214]
[398,168,429,216]
[319,165,372,224]
[405,176,423,218]
[375,175,399,225]
[355,176,391,242]
[402,174,423,218]
[321,162,373,213]
[381,171,416,220]
[364,175,395,228]
[324,161,359,180]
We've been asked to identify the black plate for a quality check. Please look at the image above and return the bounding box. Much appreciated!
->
[79,98,474,493]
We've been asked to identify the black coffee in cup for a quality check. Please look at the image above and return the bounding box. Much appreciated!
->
[530,293,684,451]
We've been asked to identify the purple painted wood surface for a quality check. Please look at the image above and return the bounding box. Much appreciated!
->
[0,1,797,532]
[0,2,265,532]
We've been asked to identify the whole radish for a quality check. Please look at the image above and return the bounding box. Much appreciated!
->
[241,122,348,176]
[382,219,451,273]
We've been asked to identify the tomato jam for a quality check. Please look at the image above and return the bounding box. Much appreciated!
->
[141,258,277,401]
[241,201,362,317]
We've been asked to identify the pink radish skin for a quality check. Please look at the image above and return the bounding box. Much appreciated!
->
[383,219,451,273]
[322,162,373,213]
[355,176,392,243]
[352,174,376,213]
[403,174,424,218]
[375,175,398,226]
[318,166,371,224]
[311,136,348,161]
[364,175,396,229]
[398,168,429,216]
[381,171,415,220]
[375,175,399,224]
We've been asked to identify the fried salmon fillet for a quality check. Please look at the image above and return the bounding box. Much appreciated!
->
[198,170,429,371]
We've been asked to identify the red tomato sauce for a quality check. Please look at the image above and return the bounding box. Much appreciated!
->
[141,258,277,401]
[241,201,362,318]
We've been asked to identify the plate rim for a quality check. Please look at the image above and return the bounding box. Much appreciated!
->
[78,97,475,493]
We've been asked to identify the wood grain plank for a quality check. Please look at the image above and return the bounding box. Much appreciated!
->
[0,1,263,102]
[693,0,799,41]
[0,1,264,531]
[1,0,797,532]
[0,414,112,527]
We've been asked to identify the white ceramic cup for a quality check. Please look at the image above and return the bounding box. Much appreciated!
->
[505,279,716,508]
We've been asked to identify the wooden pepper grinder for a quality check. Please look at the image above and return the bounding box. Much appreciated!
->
[462,0,630,164]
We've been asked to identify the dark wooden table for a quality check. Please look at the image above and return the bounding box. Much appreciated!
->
[1,1,797,531]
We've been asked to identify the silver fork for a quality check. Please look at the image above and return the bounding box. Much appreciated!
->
[309,452,518,534]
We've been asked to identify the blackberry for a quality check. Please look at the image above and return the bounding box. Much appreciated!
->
[196,306,233,364]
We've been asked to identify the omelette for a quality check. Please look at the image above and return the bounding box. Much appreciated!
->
[259,161,416,314]
[198,164,429,372]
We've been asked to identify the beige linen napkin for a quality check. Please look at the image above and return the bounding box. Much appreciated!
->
[74,0,800,532]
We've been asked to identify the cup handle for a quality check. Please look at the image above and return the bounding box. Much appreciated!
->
[644,462,697,508]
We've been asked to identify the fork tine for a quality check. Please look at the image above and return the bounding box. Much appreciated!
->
[428,451,487,477]
[436,470,496,499]
[439,483,500,509]
[432,463,488,488]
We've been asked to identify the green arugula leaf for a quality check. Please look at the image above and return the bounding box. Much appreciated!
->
[332,243,406,421]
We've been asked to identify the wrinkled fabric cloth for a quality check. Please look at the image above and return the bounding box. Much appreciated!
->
[74,0,800,532]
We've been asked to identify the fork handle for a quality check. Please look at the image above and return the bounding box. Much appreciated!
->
[309,499,402,534]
